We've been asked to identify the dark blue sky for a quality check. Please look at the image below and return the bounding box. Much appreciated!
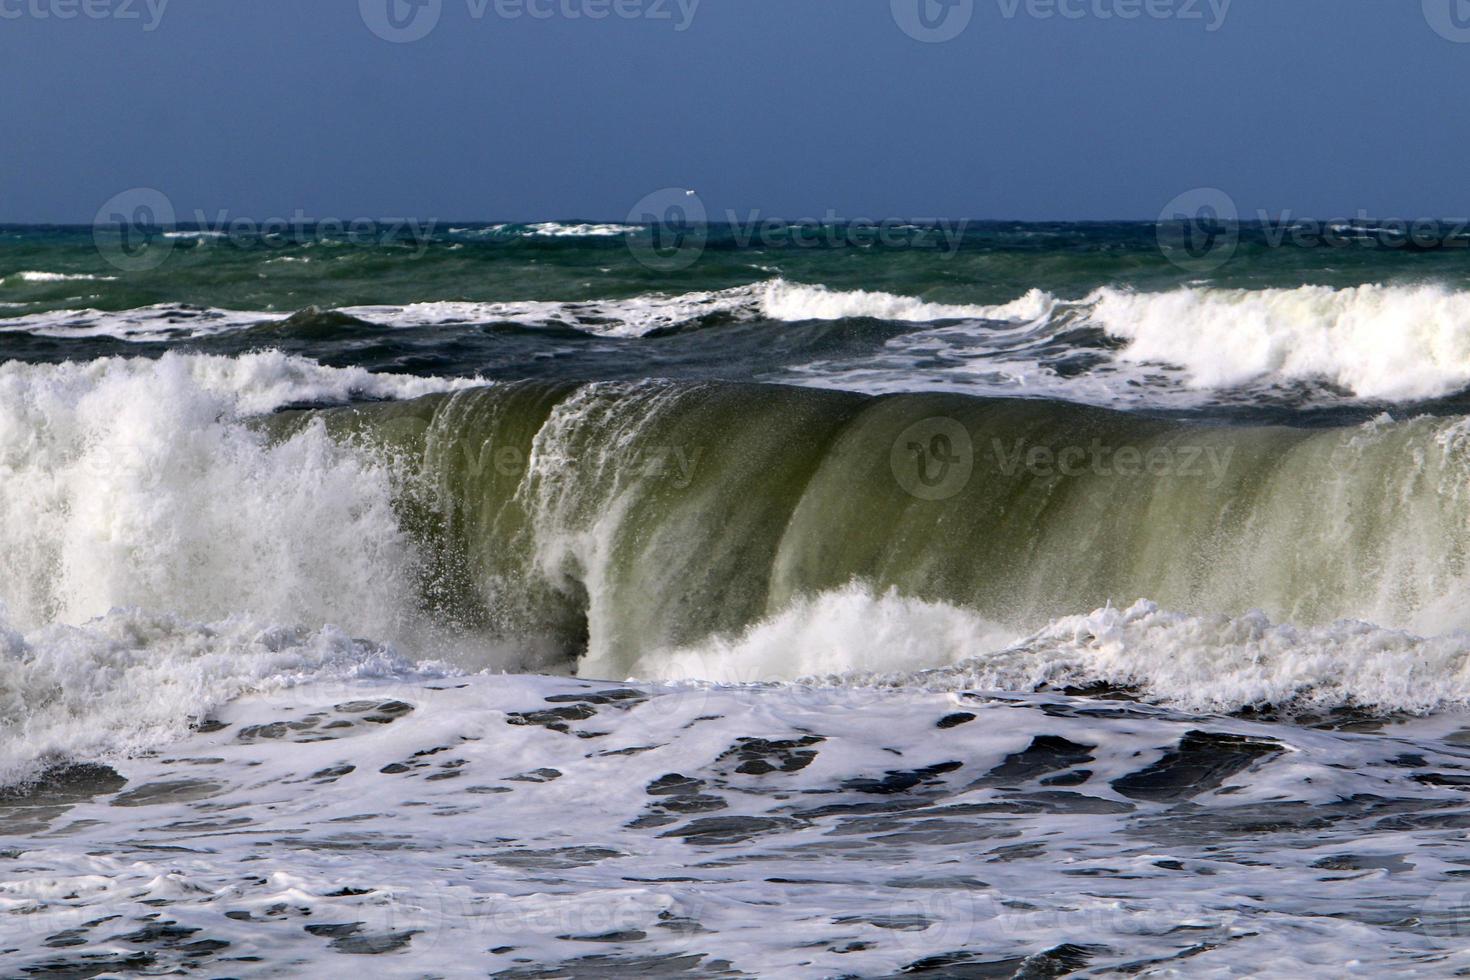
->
[4,0,1467,222]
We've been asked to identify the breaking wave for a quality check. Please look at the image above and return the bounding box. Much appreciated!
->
[7,358,1470,783]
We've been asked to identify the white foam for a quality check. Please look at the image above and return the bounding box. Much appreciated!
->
[0,607,426,786]
[938,282,1470,402]
[1086,283,1470,401]
[348,279,1470,407]
[446,222,642,238]
[771,281,1470,405]
[339,289,756,338]
[0,279,1015,343]
[6,669,1469,976]
[522,222,641,237]
[753,279,1046,324]
[620,584,1019,684]
[0,304,277,341]
[362,279,1044,338]
[3,271,118,284]
[942,599,1470,715]
[11,279,1470,404]
[628,586,1470,716]
[0,353,477,638]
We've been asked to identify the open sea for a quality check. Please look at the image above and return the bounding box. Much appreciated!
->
[6,220,1470,976]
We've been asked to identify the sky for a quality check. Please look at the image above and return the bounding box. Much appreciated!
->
[3,0,1468,223]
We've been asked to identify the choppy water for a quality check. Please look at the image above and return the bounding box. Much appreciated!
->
[6,221,1470,975]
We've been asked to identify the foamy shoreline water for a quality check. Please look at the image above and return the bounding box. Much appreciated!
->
[7,671,1470,977]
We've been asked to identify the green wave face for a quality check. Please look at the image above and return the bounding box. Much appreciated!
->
[270,383,1470,677]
